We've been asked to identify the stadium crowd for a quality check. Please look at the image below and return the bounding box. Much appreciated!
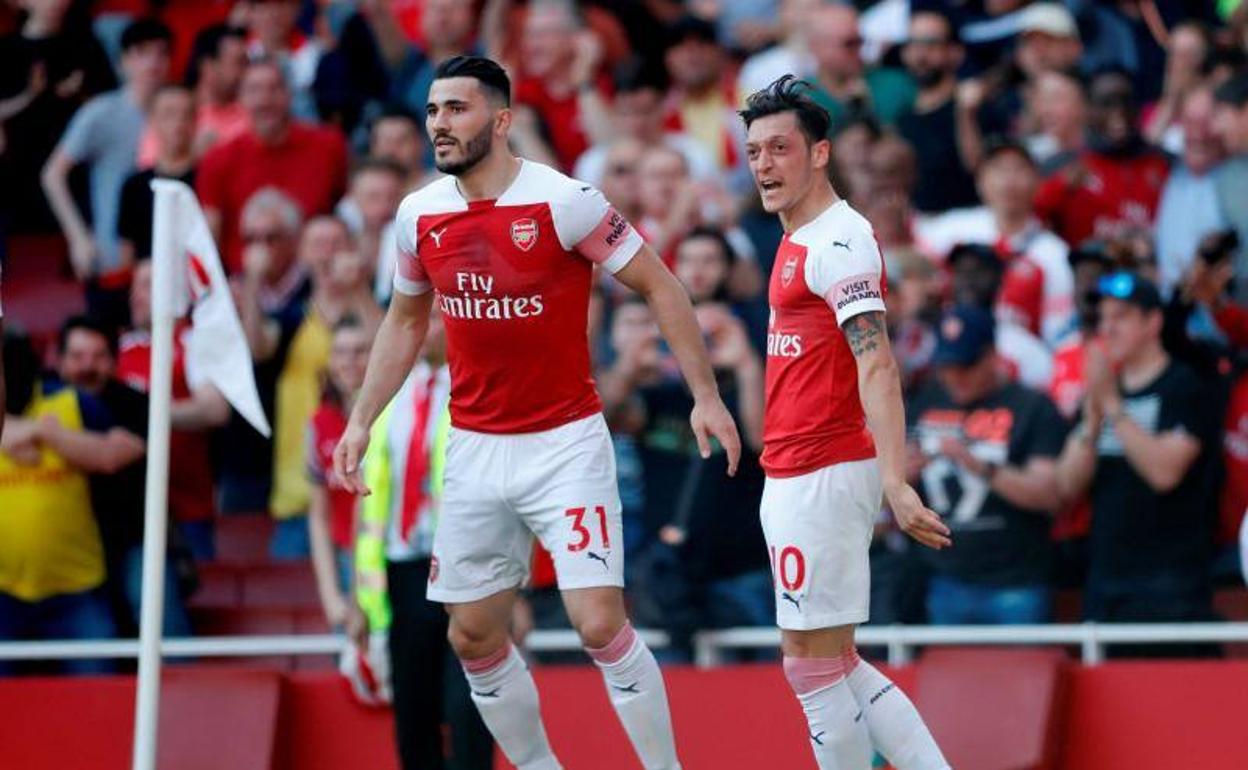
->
[2,0,1248,690]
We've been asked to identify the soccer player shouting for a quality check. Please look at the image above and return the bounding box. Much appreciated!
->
[742,75,951,769]
[334,56,739,770]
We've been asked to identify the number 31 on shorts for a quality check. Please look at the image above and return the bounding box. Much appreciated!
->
[565,505,611,552]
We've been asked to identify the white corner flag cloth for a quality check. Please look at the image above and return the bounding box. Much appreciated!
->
[150,179,271,437]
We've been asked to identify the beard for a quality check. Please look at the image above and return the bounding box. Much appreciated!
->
[911,66,948,89]
[434,119,495,176]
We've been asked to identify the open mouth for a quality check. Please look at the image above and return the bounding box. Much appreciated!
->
[759,180,782,192]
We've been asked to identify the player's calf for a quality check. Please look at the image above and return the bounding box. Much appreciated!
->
[840,648,950,770]
[783,652,874,769]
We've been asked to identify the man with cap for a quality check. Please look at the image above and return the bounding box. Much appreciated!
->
[907,304,1067,624]
[1056,272,1217,648]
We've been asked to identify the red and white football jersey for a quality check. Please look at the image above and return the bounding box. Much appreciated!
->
[393,160,644,434]
[763,200,887,478]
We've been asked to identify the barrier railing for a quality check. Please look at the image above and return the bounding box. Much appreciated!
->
[3,623,1247,669]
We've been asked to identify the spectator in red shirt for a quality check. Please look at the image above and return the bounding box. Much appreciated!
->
[117,260,231,559]
[308,316,372,627]
[505,0,611,172]
[197,59,348,273]
[1035,67,1171,248]
[185,24,250,155]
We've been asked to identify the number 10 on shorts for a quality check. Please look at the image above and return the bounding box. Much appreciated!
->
[565,506,611,552]
[769,544,806,591]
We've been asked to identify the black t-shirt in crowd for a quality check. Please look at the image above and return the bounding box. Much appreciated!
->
[1088,361,1216,591]
[908,380,1068,586]
[117,167,197,262]
[896,98,981,213]
[89,379,150,557]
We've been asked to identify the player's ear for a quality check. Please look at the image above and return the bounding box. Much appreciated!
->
[494,105,513,136]
[810,136,832,171]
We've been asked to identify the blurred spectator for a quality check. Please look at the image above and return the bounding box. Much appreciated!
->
[600,297,768,659]
[117,261,231,561]
[248,215,381,559]
[1034,67,1171,248]
[1155,87,1229,297]
[0,327,116,674]
[883,248,940,390]
[908,304,1066,624]
[41,18,171,328]
[574,57,715,188]
[736,0,821,98]
[662,16,747,183]
[335,158,405,303]
[218,187,309,514]
[859,129,916,251]
[0,326,116,668]
[42,316,192,638]
[197,59,348,273]
[502,0,611,171]
[1056,273,1217,642]
[387,0,479,131]
[1143,21,1213,154]
[706,0,781,54]
[118,85,197,267]
[945,243,1055,390]
[1025,69,1089,175]
[308,317,371,624]
[1015,3,1084,79]
[832,114,884,208]
[368,106,432,191]
[806,3,915,130]
[242,0,323,121]
[184,24,250,154]
[1212,71,1248,304]
[896,9,980,212]
[919,140,1076,347]
[0,0,114,238]
[595,137,644,223]
[633,145,761,298]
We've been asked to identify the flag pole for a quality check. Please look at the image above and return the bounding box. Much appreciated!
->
[132,182,178,770]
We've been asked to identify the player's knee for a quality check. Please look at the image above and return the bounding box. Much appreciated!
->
[574,615,626,651]
[447,619,508,661]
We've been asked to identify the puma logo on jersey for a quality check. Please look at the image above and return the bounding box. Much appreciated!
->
[833,239,851,250]
[781,592,801,611]
[430,227,448,248]
[472,688,501,698]
[587,551,609,571]
[612,682,640,694]
[811,731,826,745]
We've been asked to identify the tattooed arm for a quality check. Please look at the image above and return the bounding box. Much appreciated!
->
[843,312,951,550]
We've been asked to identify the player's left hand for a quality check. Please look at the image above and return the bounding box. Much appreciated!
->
[690,396,741,476]
[885,481,952,550]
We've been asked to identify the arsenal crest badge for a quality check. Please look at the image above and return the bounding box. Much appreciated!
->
[781,255,798,287]
[510,218,539,252]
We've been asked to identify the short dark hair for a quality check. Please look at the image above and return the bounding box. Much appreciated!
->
[739,75,832,145]
[909,8,958,43]
[352,155,408,181]
[185,24,246,88]
[58,316,118,360]
[613,56,668,96]
[680,226,738,266]
[121,17,172,53]
[376,103,421,126]
[1214,69,1248,108]
[667,15,718,47]
[433,55,512,107]
[978,137,1036,173]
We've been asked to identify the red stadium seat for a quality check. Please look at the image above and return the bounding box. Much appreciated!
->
[915,647,1068,770]
[188,562,242,609]
[158,668,283,770]
[292,609,336,672]
[214,515,275,563]
[240,562,321,609]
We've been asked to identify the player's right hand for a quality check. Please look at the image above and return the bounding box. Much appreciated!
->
[333,423,372,497]
[691,396,742,477]
[886,481,952,550]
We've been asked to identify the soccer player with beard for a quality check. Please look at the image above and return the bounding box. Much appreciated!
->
[742,75,952,769]
[334,55,739,770]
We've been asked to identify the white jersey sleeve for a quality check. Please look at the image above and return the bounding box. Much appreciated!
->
[392,193,433,296]
[803,215,887,326]
[542,170,644,275]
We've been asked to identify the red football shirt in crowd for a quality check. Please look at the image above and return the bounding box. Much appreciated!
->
[1034,150,1170,247]
[196,122,349,272]
[1048,335,1091,541]
[513,77,602,172]
[117,324,215,524]
[307,402,357,550]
